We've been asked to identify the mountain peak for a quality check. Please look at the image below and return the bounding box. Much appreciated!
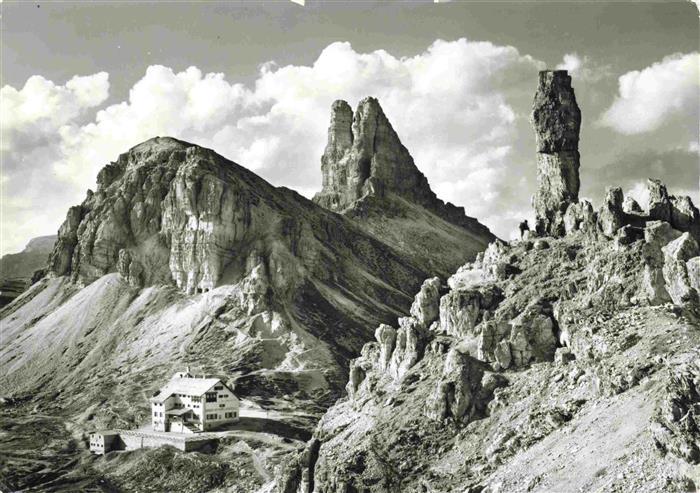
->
[314,97,495,239]
[128,136,193,154]
[314,96,415,212]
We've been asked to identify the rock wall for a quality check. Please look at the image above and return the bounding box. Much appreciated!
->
[531,70,581,237]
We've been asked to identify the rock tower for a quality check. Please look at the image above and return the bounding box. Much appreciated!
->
[313,97,436,212]
[313,97,496,239]
[531,70,581,237]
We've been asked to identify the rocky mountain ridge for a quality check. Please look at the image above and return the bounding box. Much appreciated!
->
[277,187,700,493]
[313,97,495,276]
[0,99,495,492]
[275,70,700,493]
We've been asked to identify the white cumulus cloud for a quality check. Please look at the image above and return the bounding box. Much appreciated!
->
[600,52,699,135]
[1,39,546,255]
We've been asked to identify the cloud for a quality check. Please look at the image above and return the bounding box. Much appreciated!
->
[582,147,700,208]
[1,73,109,152]
[1,39,545,255]
[555,52,611,83]
[600,52,699,135]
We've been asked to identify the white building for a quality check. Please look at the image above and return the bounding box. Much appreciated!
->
[150,369,240,433]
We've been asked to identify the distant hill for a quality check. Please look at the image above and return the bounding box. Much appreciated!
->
[0,235,56,307]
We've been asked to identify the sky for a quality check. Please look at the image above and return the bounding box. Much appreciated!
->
[1,0,699,255]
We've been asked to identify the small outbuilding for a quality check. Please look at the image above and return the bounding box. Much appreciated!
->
[89,430,120,454]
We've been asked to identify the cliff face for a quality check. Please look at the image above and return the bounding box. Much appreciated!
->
[313,97,496,277]
[532,70,581,237]
[314,97,438,213]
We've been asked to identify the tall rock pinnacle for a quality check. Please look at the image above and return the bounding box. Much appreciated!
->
[531,70,581,237]
[313,97,496,240]
[314,97,434,212]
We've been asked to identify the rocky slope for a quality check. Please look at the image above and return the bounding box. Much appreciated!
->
[1,136,438,407]
[313,98,495,277]
[0,131,490,491]
[274,70,700,493]
[277,208,700,493]
[0,235,56,307]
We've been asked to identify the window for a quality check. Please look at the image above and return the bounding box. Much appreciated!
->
[153,412,158,417]
[192,396,201,403]
[219,394,226,399]
[214,385,223,390]
[205,392,217,402]
[219,404,225,408]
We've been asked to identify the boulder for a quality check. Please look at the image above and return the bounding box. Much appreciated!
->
[564,199,596,234]
[509,326,532,367]
[508,303,557,365]
[494,340,512,370]
[598,187,625,238]
[646,179,671,223]
[623,196,643,215]
[410,277,441,327]
[440,289,481,338]
[670,195,700,240]
[642,265,671,305]
[533,239,550,250]
[477,319,511,363]
[439,285,503,339]
[662,233,700,305]
[425,348,484,423]
[644,221,683,249]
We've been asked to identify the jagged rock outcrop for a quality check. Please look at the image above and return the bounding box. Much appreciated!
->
[623,196,643,215]
[375,324,397,372]
[388,316,426,380]
[438,285,503,339]
[311,97,496,278]
[531,70,581,237]
[647,179,672,222]
[280,228,700,493]
[597,187,625,238]
[564,199,596,235]
[425,348,484,422]
[314,97,475,227]
[662,233,700,305]
[409,277,441,327]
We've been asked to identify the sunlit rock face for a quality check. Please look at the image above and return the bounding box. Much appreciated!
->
[314,97,433,213]
[531,70,581,237]
[313,97,496,236]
